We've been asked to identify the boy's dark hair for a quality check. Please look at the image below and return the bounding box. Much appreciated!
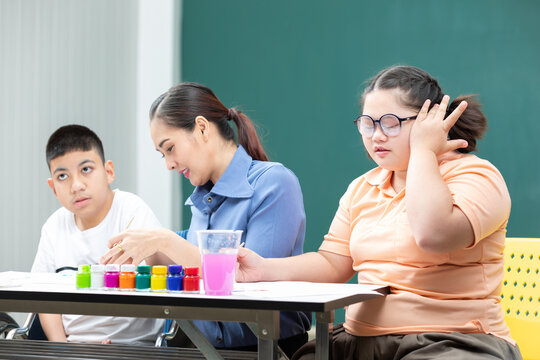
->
[46,125,105,168]
[362,65,487,153]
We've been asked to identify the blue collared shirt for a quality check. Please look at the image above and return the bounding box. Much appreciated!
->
[184,145,311,348]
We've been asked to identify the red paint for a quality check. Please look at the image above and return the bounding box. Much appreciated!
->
[183,267,200,293]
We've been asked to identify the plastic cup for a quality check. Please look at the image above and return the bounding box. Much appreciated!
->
[196,230,243,296]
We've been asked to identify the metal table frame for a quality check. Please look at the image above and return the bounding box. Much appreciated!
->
[0,281,389,360]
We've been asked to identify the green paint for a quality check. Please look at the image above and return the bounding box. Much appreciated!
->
[136,265,151,291]
[76,264,91,289]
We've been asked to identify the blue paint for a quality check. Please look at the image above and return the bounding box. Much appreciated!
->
[167,264,183,292]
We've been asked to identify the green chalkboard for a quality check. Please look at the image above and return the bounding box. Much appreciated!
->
[180,1,540,322]
[181,0,540,240]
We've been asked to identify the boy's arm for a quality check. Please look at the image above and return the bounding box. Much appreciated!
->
[34,225,67,341]
[39,313,67,342]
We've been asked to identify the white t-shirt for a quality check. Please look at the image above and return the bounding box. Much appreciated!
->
[31,189,165,345]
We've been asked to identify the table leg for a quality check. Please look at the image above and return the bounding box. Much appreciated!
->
[255,310,280,360]
[259,339,278,360]
[315,311,333,360]
[176,319,224,360]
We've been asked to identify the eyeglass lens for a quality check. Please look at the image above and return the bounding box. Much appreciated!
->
[359,115,402,137]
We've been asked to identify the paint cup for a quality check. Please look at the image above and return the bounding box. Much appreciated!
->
[119,264,136,291]
[151,265,167,292]
[136,265,151,291]
[104,264,120,289]
[91,264,105,289]
[196,230,243,296]
[76,264,91,289]
[183,267,200,293]
[167,265,183,292]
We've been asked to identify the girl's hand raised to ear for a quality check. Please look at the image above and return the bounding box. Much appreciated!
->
[409,95,469,156]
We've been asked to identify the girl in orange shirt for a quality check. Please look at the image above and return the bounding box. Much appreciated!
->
[237,65,522,360]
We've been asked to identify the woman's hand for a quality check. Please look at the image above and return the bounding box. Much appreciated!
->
[410,95,468,156]
[100,228,177,265]
[235,247,266,282]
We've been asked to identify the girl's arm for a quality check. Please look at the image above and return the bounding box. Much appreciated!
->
[406,96,474,253]
[237,248,355,283]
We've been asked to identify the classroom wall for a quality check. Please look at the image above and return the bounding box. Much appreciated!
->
[0,0,180,272]
[180,0,540,250]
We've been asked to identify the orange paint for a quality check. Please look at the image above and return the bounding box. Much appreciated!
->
[119,264,136,290]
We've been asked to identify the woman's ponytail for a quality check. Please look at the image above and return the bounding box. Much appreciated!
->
[227,108,268,161]
[150,82,269,161]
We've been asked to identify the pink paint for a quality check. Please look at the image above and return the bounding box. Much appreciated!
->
[104,273,119,289]
[104,264,120,289]
[201,253,237,295]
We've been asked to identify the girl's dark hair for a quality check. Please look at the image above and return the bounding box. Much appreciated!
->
[46,124,105,169]
[362,65,486,153]
[149,82,268,161]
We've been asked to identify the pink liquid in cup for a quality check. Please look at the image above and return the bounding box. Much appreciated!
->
[201,253,237,295]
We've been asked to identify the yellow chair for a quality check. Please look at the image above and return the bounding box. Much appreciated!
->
[501,238,540,360]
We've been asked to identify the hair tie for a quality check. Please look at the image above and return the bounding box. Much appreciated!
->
[227,108,237,121]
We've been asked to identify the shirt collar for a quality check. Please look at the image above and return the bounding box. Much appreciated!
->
[365,167,395,196]
[364,151,465,197]
[187,145,254,205]
[365,166,392,187]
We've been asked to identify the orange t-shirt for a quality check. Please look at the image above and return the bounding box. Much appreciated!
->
[319,153,514,344]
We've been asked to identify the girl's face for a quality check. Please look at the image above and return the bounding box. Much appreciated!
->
[361,89,418,172]
[150,118,211,186]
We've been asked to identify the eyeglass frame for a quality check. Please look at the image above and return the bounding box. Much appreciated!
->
[353,113,417,137]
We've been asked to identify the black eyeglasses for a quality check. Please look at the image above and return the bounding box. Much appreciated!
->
[354,114,417,137]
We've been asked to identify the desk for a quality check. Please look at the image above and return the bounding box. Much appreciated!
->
[0,272,389,360]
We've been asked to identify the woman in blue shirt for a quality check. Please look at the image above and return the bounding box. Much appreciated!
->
[100,82,311,356]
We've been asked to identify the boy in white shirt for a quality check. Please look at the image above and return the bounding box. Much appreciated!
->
[31,124,165,345]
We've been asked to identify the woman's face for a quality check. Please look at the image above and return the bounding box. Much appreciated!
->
[361,89,418,172]
[150,118,210,186]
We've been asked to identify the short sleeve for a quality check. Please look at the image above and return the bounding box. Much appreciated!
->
[319,181,355,256]
[121,192,162,230]
[443,157,511,246]
[246,165,306,258]
[31,223,56,273]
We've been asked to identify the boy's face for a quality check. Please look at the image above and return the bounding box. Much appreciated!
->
[47,150,115,226]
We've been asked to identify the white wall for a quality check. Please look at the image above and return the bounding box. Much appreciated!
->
[136,0,182,232]
[0,0,181,272]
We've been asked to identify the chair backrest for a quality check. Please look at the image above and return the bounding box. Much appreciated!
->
[0,312,20,338]
[501,238,540,360]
